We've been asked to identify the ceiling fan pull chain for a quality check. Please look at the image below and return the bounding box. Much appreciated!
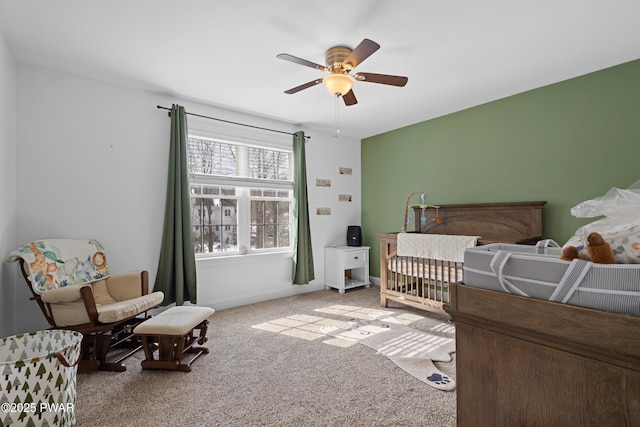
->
[333,94,341,138]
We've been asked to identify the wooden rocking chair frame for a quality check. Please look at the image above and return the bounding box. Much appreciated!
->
[19,260,153,372]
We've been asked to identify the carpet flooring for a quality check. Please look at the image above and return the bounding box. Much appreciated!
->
[75,285,457,426]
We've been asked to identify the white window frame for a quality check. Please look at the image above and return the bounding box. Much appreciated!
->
[188,133,294,259]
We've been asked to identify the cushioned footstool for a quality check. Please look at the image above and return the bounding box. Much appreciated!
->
[133,306,215,372]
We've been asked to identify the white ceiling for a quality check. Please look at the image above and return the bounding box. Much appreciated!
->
[1,0,639,139]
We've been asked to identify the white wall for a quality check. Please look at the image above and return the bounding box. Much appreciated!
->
[12,64,361,332]
[0,28,17,337]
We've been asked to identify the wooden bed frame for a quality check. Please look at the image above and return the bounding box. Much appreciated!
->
[377,201,546,314]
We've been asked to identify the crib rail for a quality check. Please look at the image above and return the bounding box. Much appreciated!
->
[382,250,463,312]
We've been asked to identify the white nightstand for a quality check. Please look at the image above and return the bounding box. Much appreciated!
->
[324,246,370,294]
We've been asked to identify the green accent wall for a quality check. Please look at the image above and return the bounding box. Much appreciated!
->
[362,59,640,276]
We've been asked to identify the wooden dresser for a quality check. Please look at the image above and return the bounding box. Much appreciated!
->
[445,284,640,427]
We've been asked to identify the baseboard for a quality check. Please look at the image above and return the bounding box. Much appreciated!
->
[152,281,377,313]
[196,283,327,311]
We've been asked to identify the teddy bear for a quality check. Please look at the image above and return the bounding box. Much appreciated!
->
[560,232,616,264]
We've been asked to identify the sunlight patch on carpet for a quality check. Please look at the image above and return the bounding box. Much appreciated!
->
[250,303,456,385]
[279,327,325,341]
[313,305,398,321]
[252,314,351,342]
[321,318,456,391]
[431,322,456,335]
[314,305,425,326]
[252,304,456,391]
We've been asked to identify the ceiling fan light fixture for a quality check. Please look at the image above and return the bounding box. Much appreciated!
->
[322,73,354,96]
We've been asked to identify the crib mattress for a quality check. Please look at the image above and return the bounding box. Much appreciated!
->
[463,243,640,317]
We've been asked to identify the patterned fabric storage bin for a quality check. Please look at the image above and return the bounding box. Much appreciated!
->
[0,330,82,426]
[463,243,640,317]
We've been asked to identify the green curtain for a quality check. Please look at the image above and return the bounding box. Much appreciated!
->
[154,104,197,305]
[292,131,315,284]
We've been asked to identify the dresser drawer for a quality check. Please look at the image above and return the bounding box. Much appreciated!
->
[343,250,367,269]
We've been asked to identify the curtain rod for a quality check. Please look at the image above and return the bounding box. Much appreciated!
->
[156,105,310,140]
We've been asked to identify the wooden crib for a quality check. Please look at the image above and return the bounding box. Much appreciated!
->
[378,201,546,315]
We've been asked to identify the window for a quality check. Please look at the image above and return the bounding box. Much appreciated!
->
[250,189,292,249]
[188,135,293,256]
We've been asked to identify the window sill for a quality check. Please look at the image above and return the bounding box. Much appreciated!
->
[196,250,293,265]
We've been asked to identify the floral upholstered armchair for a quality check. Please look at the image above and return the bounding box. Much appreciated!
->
[7,238,164,371]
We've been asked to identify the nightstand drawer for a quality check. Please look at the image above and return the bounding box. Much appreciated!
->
[343,250,367,269]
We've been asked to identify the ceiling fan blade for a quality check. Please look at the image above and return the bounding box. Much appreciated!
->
[284,79,323,94]
[354,72,408,87]
[276,53,328,72]
[342,90,358,106]
[342,39,380,70]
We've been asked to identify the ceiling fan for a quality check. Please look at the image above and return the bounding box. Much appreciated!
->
[277,38,408,106]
